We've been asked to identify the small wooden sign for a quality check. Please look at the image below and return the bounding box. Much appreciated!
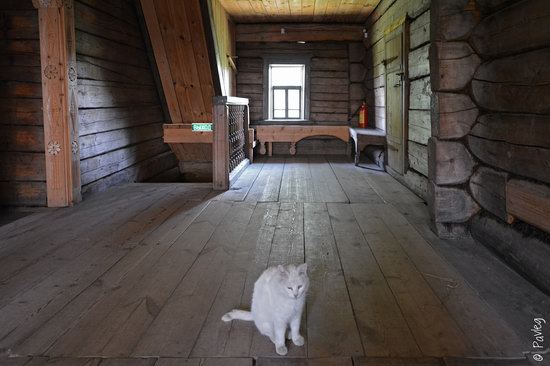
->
[192,123,213,132]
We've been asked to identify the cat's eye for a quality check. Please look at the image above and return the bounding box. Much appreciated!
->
[287,287,292,290]
[297,285,303,290]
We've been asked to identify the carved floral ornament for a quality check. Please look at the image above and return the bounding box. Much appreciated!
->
[44,65,58,79]
[68,66,77,85]
[71,140,79,154]
[47,141,61,155]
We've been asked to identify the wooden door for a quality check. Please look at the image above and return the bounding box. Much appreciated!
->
[385,26,407,175]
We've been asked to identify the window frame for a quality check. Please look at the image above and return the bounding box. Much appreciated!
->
[263,56,311,122]
[272,85,302,119]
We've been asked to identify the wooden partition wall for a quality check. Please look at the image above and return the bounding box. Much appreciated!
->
[140,0,218,124]
[140,0,223,180]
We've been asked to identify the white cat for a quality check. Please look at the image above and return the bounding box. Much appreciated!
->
[222,263,309,355]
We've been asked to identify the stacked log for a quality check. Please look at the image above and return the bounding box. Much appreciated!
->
[429,0,481,238]
[0,1,46,206]
[430,0,550,292]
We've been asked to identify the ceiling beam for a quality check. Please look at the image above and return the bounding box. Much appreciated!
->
[236,23,366,42]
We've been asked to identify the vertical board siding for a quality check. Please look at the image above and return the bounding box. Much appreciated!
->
[75,0,176,195]
[210,0,236,96]
[362,0,430,199]
[0,1,46,206]
[151,0,216,123]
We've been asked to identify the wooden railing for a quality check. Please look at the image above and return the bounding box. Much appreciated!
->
[212,96,250,190]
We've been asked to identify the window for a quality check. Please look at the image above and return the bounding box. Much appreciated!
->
[267,64,306,120]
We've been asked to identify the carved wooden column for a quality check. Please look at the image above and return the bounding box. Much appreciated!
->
[33,0,81,206]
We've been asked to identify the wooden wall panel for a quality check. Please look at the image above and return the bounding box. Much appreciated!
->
[429,0,550,251]
[150,0,215,123]
[362,0,431,200]
[236,41,350,124]
[75,0,176,196]
[0,0,46,206]
[209,0,236,96]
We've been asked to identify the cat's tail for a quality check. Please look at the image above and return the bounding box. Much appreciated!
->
[221,309,253,322]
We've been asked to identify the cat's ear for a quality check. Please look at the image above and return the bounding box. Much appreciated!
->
[298,263,308,275]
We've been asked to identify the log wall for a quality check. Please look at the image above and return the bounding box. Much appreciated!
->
[362,0,431,200]
[75,0,176,195]
[236,41,361,154]
[430,0,550,292]
[0,1,46,206]
[237,41,353,124]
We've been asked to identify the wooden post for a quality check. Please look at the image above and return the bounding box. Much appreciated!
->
[33,0,81,207]
[244,105,250,158]
[212,96,249,190]
[212,101,229,190]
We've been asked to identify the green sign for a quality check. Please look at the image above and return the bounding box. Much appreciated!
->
[192,123,213,132]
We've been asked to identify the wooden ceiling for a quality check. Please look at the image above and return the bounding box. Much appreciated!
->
[218,0,381,23]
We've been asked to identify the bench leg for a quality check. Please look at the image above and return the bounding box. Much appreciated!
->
[354,139,360,166]
[289,142,296,155]
[259,141,266,155]
[267,142,273,157]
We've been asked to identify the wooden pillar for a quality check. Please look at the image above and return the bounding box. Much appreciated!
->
[212,101,229,190]
[33,0,81,207]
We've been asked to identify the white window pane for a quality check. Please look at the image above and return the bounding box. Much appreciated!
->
[288,109,300,118]
[274,109,285,118]
[274,89,286,109]
[288,89,300,109]
[271,65,304,86]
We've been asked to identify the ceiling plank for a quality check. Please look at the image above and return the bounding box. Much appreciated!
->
[219,0,379,23]
[302,0,315,21]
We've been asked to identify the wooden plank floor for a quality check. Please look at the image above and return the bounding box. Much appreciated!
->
[0,156,545,366]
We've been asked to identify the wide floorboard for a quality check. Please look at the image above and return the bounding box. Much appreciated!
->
[0,156,545,366]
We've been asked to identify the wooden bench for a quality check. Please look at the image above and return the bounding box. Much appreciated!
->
[255,125,350,156]
[348,127,386,166]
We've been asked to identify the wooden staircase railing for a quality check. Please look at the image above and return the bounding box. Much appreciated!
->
[213,96,250,190]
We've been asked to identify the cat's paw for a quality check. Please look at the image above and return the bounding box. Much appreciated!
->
[293,335,305,346]
[221,313,232,322]
[276,345,288,356]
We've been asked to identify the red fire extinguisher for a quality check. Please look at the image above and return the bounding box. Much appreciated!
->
[358,102,368,128]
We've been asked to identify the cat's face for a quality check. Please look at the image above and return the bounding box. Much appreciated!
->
[277,263,309,299]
